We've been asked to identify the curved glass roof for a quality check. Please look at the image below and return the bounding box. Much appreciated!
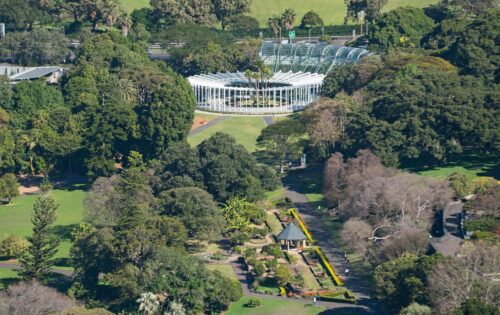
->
[260,42,372,74]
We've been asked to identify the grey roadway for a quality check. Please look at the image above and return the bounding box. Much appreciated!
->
[430,201,464,257]
[282,170,384,314]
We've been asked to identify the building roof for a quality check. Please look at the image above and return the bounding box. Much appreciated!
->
[277,223,307,241]
[9,66,62,81]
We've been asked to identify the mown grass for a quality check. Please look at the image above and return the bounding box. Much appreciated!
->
[206,264,238,281]
[402,151,500,180]
[0,189,86,259]
[120,0,438,25]
[188,116,266,152]
[0,268,19,290]
[227,296,324,315]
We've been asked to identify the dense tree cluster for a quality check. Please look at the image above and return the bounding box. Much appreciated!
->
[70,163,246,312]
[319,52,498,166]
[0,31,196,178]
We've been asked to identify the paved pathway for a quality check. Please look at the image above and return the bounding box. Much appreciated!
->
[189,115,229,136]
[0,262,73,277]
[282,170,384,314]
[262,116,274,126]
[431,201,464,256]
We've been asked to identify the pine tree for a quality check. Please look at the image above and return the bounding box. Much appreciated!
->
[18,193,60,281]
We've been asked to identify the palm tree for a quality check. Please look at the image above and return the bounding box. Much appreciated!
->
[117,13,132,37]
[267,15,282,43]
[18,131,39,176]
[103,0,121,27]
[281,8,296,31]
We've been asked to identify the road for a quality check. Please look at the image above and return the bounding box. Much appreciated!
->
[430,201,464,256]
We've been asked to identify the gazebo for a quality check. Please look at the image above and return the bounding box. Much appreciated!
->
[277,223,307,251]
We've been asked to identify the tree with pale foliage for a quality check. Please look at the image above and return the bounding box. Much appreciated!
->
[399,302,432,315]
[0,281,75,315]
[428,245,500,314]
[137,292,160,315]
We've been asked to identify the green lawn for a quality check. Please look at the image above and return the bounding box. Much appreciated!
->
[120,0,149,12]
[265,186,285,202]
[0,268,19,290]
[402,152,500,180]
[227,296,324,315]
[120,0,438,25]
[188,116,266,152]
[0,189,86,259]
[206,264,238,281]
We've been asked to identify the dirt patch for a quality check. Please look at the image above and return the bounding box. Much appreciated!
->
[18,185,39,195]
[191,116,209,131]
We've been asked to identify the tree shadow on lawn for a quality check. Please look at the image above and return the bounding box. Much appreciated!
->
[52,224,80,241]
[282,164,325,207]
[401,151,500,179]
[0,276,20,290]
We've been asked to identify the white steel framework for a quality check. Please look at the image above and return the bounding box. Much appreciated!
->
[188,71,324,114]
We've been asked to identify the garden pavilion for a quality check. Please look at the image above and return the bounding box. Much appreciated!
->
[277,223,307,251]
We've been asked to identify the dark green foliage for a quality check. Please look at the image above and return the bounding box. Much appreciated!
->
[0,29,69,66]
[257,119,306,172]
[321,63,358,97]
[452,298,500,315]
[141,249,242,314]
[199,133,271,201]
[347,68,497,164]
[369,7,436,51]
[0,0,51,30]
[261,244,285,258]
[0,173,19,203]
[300,11,324,29]
[373,254,443,312]
[18,193,60,281]
[137,76,196,158]
[226,15,259,32]
[345,0,388,23]
[422,17,470,51]
[157,187,225,241]
[9,80,64,129]
[444,9,500,83]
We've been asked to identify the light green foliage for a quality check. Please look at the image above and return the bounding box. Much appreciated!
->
[448,172,474,198]
[0,234,28,258]
[400,303,432,315]
[223,197,266,233]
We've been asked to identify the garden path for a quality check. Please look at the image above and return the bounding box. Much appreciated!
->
[282,170,384,314]
[188,115,229,136]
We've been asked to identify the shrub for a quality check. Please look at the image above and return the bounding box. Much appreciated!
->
[244,247,256,258]
[0,234,29,258]
[266,258,278,271]
[244,298,261,308]
[229,231,250,246]
[261,244,284,258]
[210,252,225,260]
[285,251,298,264]
[253,261,266,277]
[465,217,500,233]
[254,286,279,295]
[251,227,267,239]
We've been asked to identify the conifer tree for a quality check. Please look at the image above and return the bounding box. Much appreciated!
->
[18,192,60,281]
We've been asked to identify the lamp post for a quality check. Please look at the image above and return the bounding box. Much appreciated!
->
[308,26,316,44]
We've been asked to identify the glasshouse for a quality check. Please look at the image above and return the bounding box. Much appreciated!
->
[187,42,371,114]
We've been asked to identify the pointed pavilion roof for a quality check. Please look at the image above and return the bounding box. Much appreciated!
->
[277,223,307,241]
